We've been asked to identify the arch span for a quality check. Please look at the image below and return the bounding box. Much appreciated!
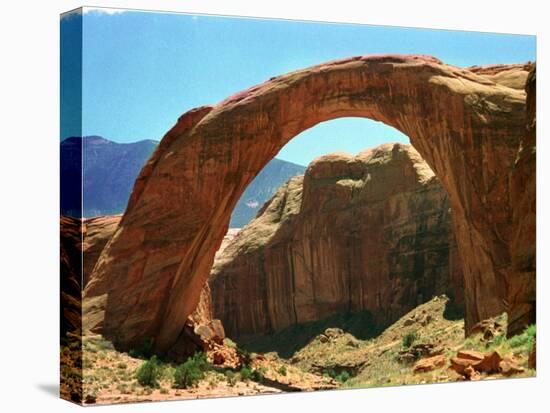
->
[83,54,529,353]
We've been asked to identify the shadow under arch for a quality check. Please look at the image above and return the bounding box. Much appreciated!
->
[83,54,526,354]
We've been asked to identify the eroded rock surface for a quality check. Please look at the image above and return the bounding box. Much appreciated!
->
[82,55,532,352]
[210,143,463,338]
[61,216,84,335]
[82,215,121,287]
[64,214,219,357]
[506,65,536,335]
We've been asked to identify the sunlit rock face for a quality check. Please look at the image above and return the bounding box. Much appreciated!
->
[210,143,464,339]
[82,55,533,352]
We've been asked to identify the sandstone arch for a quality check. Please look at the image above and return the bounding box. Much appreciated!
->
[84,54,531,353]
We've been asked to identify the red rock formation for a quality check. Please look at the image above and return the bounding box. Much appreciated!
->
[506,65,536,336]
[60,216,83,335]
[83,55,532,353]
[82,215,121,287]
[210,144,463,338]
[64,214,220,356]
[467,63,532,90]
[61,215,122,335]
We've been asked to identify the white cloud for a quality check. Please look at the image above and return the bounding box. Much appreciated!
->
[83,7,126,16]
[60,7,127,20]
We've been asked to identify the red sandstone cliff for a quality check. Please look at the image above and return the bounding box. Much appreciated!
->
[506,65,536,335]
[68,214,225,359]
[210,143,463,339]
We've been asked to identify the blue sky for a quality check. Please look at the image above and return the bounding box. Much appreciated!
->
[61,8,536,166]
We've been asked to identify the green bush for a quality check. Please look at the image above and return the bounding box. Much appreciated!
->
[136,356,161,388]
[173,352,209,389]
[239,365,253,381]
[277,365,287,376]
[509,324,536,350]
[402,331,419,348]
[335,371,350,383]
[225,370,238,386]
[238,365,264,382]
[323,368,351,383]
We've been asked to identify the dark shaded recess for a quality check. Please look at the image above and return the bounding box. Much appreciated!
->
[238,309,385,359]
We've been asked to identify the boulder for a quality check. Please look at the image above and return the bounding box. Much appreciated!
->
[499,357,525,376]
[456,350,485,362]
[475,351,502,374]
[413,354,446,373]
[451,350,505,378]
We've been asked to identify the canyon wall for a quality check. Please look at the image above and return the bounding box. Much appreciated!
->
[506,65,536,335]
[210,143,463,338]
[82,55,532,352]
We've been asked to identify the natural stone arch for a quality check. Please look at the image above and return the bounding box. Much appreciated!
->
[84,54,528,353]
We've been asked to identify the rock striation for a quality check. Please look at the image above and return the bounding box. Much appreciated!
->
[60,216,84,335]
[83,55,533,353]
[506,65,536,335]
[82,215,122,287]
[210,143,463,338]
[63,215,221,358]
[61,215,122,335]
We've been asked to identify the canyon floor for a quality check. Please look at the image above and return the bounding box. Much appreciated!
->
[63,296,535,405]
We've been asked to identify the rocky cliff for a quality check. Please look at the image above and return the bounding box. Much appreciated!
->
[61,215,122,335]
[83,55,532,352]
[506,65,536,335]
[82,215,122,287]
[210,143,463,338]
[74,214,225,359]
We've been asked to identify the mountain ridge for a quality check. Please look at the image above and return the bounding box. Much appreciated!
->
[61,136,306,225]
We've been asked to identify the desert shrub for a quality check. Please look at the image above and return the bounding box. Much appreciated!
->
[402,331,419,348]
[238,365,264,382]
[173,352,209,389]
[225,370,238,386]
[508,324,536,350]
[239,365,253,381]
[492,333,507,346]
[323,368,351,383]
[335,371,350,383]
[95,338,115,351]
[136,356,161,387]
[278,365,287,376]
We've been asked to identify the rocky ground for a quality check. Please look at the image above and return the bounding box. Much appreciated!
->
[288,296,535,388]
[66,335,334,405]
[65,296,534,405]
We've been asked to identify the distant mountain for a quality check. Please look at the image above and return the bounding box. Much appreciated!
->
[61,136,306,224]
[230,158,306,228]
[61,136,158,217]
